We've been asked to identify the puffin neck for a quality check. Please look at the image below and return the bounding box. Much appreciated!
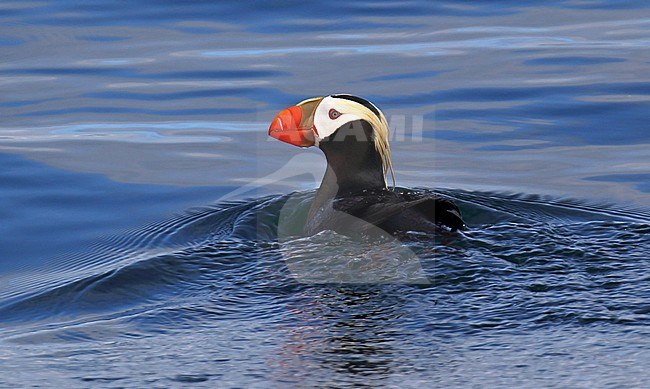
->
[318,120,387,197]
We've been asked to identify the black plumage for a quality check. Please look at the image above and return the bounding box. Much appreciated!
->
[304,118,465,237]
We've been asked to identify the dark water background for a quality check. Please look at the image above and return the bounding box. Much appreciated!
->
[2,1,650,387]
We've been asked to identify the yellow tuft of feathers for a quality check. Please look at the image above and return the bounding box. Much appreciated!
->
[331,99,396,189]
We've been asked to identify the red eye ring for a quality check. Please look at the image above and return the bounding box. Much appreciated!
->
[328,108,341,120]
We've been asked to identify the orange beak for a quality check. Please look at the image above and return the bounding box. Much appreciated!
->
[268,105,315,147]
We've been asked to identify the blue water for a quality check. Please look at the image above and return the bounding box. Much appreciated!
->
[2,1,650,387]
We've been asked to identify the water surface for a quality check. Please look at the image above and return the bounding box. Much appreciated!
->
[1,1,650,387]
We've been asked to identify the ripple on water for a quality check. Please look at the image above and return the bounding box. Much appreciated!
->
[0,189,648,341]
[0,189,648,387]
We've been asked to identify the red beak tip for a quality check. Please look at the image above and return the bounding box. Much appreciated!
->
[268,105,314,147]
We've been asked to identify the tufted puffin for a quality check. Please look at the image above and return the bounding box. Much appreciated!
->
[268,94,465,237]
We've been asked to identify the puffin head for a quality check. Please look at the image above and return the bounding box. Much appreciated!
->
[269,94,395,187]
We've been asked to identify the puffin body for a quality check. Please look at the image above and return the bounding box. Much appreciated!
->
[269,94,465,237]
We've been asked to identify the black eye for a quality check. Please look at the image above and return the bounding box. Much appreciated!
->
[328,108,341,120]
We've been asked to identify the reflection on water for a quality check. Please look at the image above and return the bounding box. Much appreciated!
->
[272,288,404,385]
[1,0,650,387]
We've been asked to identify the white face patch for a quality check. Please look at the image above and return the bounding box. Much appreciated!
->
[308,94,395,188]
[312,96,367,140]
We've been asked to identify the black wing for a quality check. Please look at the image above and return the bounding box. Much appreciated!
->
[335,191,465,232]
